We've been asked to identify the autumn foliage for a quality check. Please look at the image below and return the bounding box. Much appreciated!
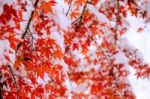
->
[0,0,150,99]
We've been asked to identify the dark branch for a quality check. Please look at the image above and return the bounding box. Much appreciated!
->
[78,2,87,26]
[17,0,39,51]
[66,0,73,16]
[21,0,39,39]
[71,2,87,29]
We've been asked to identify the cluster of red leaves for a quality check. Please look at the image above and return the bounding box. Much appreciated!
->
[0,4,17,24]
[0,0,150,99]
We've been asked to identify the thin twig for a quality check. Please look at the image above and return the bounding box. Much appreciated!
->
[66,0,73,16]
[78,2,87,26]
[21,0,39,39]
[71,15,81,25]
[16,0,39,51]
[72,2,87,29]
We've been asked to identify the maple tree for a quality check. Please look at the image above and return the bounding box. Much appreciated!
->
[0,0,150,98]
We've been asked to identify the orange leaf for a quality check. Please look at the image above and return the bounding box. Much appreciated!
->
[47,39,56,46]
[8,35,20,50]
[53,50,63,59]
[65,0,71,4]
[81,47,88,55]
[14,59,21,69]
[33,10,40,20]
[91,85,102,95]
[81,43,88,55]
[36,67,44,79]
[40,1,56,13]
[70,11,80,19]
[75,0,87,7]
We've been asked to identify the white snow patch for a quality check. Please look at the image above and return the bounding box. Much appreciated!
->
[87,4,109,23]
[53,2,71,30]
[51,31,65,52]
[114,51,128,64]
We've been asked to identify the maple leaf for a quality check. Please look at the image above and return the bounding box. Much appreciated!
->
[65,0,71,4]
[4,55,11,62]
[118,29,126,37]
[91,26,98,34]
[91,0,99,5]
[8,35,20,50]
[137,27,143,33]
[142,11,147,19]
[0,15,7,24]
[130,8,138,17]
[91,84,102,95]
[73,43,79,50]
[40,1,56,13]
[36,66,44,79]
[5,93,16,99]
[2,4,17,22]
[53,50,63,59]
[28,74,37,84]
[47,38,57,46]
[81,47,88,55]
[58,86,66,96]
[33,10,40,20]
[70,11,81,19]
[1,0,150,98]
[96,51,103,57]
[65,57,73,65]
[75,0,87,6]
[14,59,21,69]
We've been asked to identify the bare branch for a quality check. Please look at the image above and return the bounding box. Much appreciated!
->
[16,0,39,51]
[66,0,73,16]
[71,2,87,29]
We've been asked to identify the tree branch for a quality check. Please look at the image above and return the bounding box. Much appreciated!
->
[66,0,73,16]
[21,0,39,39]
[78,2,87,26]
[17,0,39,51]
